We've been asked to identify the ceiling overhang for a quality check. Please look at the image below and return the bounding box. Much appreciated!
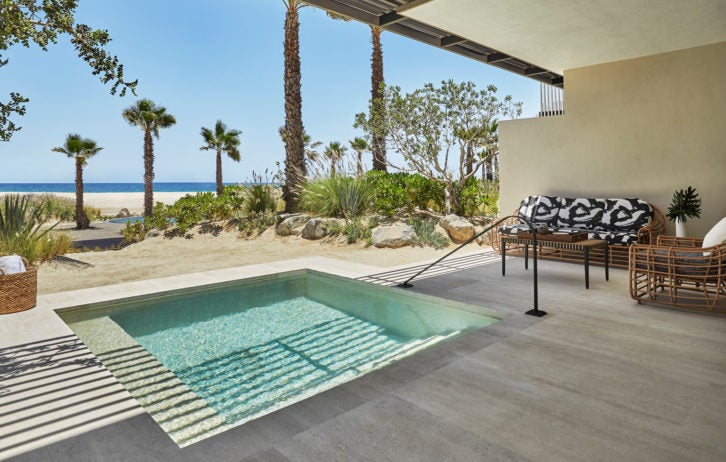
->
[302,0,564,87]
[303,0,726,90]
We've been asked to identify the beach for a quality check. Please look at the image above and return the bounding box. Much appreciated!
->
[4,192,192,216]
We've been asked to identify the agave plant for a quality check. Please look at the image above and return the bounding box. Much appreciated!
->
[300,176,372,219]
[0,195,70,262]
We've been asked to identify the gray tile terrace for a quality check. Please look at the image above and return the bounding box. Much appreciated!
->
[1,251,724,461]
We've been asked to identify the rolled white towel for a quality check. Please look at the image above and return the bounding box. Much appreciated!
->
[0,255,27,275]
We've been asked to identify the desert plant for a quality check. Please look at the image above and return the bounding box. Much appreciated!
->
[365,171,444,216]
[236,211,276,239]
[410,217,449,250]
[0,195,71,262]
[356,80,520,213]
[667,186,702,223]
[300,176,372,219]
[242,184,277,214]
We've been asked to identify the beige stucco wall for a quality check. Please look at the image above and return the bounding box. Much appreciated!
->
[499,42,726,237]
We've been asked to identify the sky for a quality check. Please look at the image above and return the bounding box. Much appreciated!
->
[0,0,542,184]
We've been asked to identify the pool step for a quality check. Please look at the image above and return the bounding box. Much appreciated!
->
[72,317,230,447]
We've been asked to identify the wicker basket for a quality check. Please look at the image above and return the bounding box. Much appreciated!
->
[0,257,38,314]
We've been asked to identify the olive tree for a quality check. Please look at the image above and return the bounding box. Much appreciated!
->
[356,79,521,214]
[0,0,136,140]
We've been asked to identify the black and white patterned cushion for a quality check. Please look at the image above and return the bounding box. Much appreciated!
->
[517,195,561,225]
[555,198,606,229]
[591,230,640,246]
[498,224,531,235]
[601,199,652,232]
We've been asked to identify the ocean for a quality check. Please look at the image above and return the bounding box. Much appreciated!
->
[0,183,236,193]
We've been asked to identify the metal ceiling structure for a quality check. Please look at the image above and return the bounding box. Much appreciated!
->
[302,0,564,87]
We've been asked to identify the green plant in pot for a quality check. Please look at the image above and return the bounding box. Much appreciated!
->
[666,186,701,237]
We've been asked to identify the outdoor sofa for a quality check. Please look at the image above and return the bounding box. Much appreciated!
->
[492,195,666,267]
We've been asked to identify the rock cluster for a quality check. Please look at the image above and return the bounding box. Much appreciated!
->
[273,213,491,248]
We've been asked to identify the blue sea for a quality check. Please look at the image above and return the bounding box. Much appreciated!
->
[0,183,236,193]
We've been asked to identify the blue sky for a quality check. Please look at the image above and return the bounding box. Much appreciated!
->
[0,0,541,183]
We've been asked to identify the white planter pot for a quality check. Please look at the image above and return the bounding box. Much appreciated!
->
[675,218,687,238]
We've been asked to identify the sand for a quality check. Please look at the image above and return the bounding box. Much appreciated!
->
[27,192,484,295]
[11,192,192,216]
[38,228,480,295]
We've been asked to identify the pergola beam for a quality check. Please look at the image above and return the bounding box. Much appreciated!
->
[301,0,564,87]
[440,35,467,47]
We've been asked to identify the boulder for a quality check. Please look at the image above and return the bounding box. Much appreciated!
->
[371,223,415,248]
[474,225,491,246]
[276,213,310,236]
[440,215,475,244]
[116,208,131,218]
[300,218,341,240]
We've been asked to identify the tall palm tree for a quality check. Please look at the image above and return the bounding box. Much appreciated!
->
[122,99,176,217]
[51,133,103,229]
[323,141,347,177]
[369,25,387,172]
[349,137,368,177]
[200,120,242,195]
[282,0,306,212]
[326,13,387,171]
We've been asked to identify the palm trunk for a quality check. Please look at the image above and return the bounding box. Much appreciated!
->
[216,148,224,196]
[75,157,89,229]
[143,130,154,217]
[283,1,306,212]
[357,152,363,177]
[370,26,387,172]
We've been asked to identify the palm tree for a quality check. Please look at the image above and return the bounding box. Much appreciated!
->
[323,141,347,177]
[51,133,103,229]
[349,137,368,177]
[122,99,176,217]
[282,0,306,212]
[200,120,242,195]
[369,25,387,171]
[326,12,387,171]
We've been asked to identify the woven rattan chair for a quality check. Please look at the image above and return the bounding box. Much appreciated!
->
[0,257,38,314]
[629,236,726,312]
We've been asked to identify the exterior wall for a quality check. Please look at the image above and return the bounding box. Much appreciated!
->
[499,42,726,237]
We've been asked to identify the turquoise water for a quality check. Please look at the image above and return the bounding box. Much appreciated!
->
[108,216,144,224]
[60,271,497,445]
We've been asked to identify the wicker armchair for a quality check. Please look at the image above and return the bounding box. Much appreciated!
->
[629,236,726,312]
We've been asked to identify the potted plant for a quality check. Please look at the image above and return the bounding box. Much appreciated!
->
[666,186,701,237]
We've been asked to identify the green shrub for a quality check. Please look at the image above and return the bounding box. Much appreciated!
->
[365,171,444,216]
[242,184,277,214]
[409,217,449,250]
[0,194,72,262]
[23,194,103,222]
[237,211,276,238]
[121,220,148,244]
[300,176,372,219]
[453,178,499,217]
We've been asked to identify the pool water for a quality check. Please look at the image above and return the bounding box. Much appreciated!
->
[60,271,497,447]
[108,216,143,224]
